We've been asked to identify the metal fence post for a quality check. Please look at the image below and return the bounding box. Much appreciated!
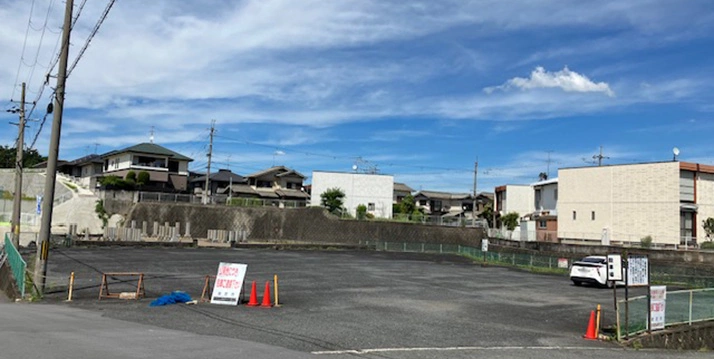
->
[689,290,693,325]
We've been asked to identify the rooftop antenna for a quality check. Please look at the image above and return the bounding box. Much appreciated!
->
[673,147,680,161]
[592,146,609,166]
[150,126,155,143]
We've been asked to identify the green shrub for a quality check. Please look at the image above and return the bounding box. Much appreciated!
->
[125,170,136,182]
[229,197,264,207]
[365,213,375,219]
[640,235,653,248]
[700,241,714,250]
[356,204,367,220]
[137,171,150,185]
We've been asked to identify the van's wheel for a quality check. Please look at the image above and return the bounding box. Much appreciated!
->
[573,280,582,286]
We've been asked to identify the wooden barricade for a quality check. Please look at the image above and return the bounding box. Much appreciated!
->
[98,272,145,300]
[200,275,215,303]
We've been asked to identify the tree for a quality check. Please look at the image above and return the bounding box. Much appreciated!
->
[125,170,137,183]
[501,212,520,231]
[137,171,150,186]
[0,145,47,168]
[399,194,416,214]
[478,203,495,228]
[703,217,714,241]
[320,187,345,214]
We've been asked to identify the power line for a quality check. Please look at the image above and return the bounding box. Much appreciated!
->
[24,0,57,90]
[67,0,117,77]
[10,0,37,102]
[27,0,115,150]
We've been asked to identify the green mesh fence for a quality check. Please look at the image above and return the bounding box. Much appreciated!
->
[617,288,714,338]
[373,240,569,274]
[3,234,26,298]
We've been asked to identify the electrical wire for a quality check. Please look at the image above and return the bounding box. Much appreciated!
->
[24,0,57,90]
[67,0,116,77]
[9,0,37,102]
[27,0,116,150]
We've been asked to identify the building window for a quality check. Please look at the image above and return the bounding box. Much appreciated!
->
[591,211,595,220]
[535,189,542,209]
[368,203,375,211]
[419,199,426,206]
[572,211,577,220]
[554,189,558,201]
[538,220,547,229]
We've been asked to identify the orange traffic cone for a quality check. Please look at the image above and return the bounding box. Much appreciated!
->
[260,281,272,308]
[583,310,597,340]
[247,281,259,306]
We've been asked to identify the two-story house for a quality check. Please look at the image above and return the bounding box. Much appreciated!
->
[531,178,558,242]
[190,169,247,196]
[413,191,473,216]
[100,143,193,192]
[310,171,394,218]
[227,166,311,206]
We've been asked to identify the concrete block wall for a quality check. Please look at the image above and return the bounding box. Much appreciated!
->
[558,162,680,245]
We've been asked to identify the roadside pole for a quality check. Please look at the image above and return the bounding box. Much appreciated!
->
[34,0,73,295]
[10,82,27,248]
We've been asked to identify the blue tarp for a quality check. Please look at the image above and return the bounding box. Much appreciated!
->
[150,291,193,307]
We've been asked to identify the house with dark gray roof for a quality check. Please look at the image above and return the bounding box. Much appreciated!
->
[100,142,193,192]
[190,169,247,196]
[393,182,414,203]
[223,166,310,206]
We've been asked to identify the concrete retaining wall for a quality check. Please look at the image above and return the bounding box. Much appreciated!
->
[125,203,487,246]
[630,322,714,350]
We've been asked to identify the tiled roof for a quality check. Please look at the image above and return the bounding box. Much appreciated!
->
[414,190,472,200]
[247,166,305,179]
[394,182,414,192]
[190,170,247,183]
[102,143,193,161]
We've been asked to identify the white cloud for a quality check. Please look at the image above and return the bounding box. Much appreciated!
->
[484,67,615,97]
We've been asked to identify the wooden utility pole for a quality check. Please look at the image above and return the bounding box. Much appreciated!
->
[472,159,478,224]
[10,83,27,248]
[35,0,73,294]
[203,120,215,204]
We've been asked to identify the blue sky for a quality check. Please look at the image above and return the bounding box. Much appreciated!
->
[2,0,714,193]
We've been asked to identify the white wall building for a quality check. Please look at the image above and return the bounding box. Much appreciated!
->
[494,184,534,218]
[557,161,714,247]
[310,171,394,218]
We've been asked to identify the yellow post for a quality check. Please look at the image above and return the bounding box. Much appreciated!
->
[595,304,601,338]
[66,272,75,302]
[274,274,280,307]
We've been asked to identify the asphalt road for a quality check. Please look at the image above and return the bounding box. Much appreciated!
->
[7,247,700,359]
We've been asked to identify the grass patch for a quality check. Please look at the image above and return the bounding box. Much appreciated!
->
[63,182,78,192]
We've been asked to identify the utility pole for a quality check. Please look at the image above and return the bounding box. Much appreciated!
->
[472,158,478,224]
[227,155,232,204]
[10,83,27,248]
[593,146,609,167]
[203,120,215,205]
[35,0,73,295]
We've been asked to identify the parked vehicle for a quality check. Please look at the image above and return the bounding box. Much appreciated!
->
[569,256,616,288]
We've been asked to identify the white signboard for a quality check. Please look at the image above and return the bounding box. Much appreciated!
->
[650,285,667,331]
[210,262,248,306]
[607,254,623,281]
[627,255,649,287]
[481,239,489,252]
[557,258,569,269]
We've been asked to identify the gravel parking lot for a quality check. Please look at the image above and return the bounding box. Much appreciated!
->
[42,247,647,356]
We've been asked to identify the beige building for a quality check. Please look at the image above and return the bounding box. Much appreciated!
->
[557,161,714,247]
